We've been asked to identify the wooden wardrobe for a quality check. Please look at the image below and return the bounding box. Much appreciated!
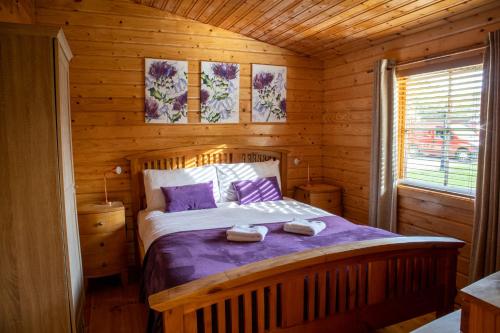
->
[0,24,84,332]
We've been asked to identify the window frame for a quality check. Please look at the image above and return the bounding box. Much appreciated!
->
[396,59,483,198]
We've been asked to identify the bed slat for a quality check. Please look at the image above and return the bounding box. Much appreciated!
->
[328,268,337,315]
[358,263,367,308]
[348,265,357,310]
[338,265,347,313]
[283,277,304,327]
[203,306,212,333]
[184,312,197,333]
[317,270,327,319]
[243,291,252,333]
[230,296,238,333]
[217,301,225,333]
[368,260,387,305]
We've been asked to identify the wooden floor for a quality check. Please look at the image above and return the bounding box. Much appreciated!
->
[84,275,435,333]
[84,275,148,333]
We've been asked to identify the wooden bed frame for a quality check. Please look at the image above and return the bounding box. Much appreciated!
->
[127,145,289,261]
[127,145,464,333]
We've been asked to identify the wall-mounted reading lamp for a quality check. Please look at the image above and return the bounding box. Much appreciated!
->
[103,166,122,205]
[293,157,311,186]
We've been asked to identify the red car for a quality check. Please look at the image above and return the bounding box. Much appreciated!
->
[406,124,479,161]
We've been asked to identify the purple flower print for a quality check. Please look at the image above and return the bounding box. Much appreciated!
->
[145,98,160,119]
[212,63,238,81]
[253,72,274,90]
[148,61,177,80]
[200,89,210,105]
[200,61,240,123]
[173,92,188,111]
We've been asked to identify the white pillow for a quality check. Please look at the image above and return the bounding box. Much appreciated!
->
[143,166,220,211]
[216,160,281,202]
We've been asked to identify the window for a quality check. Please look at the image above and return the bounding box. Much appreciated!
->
[398,64,482,196]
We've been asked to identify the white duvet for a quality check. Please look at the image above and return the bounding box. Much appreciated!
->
[138,198,332,251]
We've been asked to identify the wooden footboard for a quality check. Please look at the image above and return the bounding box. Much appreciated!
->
[149,237,464,333]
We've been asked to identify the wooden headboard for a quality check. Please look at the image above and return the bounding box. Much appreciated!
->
[126,145,288,221]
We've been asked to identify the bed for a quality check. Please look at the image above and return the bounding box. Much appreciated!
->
[127,145,464,333]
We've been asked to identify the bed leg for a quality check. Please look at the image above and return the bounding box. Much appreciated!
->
[163,306,184,333]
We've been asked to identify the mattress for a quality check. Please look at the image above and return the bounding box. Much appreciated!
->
[137,197,332,252]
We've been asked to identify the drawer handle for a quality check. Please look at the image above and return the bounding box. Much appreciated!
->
[96,221,104,227]
[100,242,105,247]
[101,262,107,267]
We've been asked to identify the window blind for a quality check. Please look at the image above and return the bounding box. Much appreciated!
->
[398,64,482,196]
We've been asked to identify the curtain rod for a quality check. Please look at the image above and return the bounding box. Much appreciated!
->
[396,45,486,68]
[366,45,486,73]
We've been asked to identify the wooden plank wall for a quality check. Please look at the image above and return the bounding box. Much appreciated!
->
[0,0,34,24]
[34,0,324,264]
[322,3,500,288]
[398,186,474,288]
[30,0,498,282]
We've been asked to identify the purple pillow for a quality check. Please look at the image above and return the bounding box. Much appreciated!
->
[232,176,283,205]
[161,181,217,213]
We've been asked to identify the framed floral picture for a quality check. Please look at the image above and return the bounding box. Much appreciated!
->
[144,58,188,124]
[200,61,240,123]
[252,64,287,122]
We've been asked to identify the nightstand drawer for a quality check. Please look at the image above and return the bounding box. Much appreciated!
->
[310,191,341,208]
[82,251,126,277]
[294,189,310,203]
[80,230,126,255]
[78,210,124,234]
[294,184,343,215]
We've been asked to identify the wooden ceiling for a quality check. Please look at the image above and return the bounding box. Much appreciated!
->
[136,0,498,59]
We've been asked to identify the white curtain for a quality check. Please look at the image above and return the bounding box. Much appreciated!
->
[369,59,398,232]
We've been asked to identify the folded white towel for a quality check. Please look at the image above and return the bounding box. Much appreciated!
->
[283,218,326,236]
[227,225,268,242]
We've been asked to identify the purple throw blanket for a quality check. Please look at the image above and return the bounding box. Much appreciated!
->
[141,215,396,332]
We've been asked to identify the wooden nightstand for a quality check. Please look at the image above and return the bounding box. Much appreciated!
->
[294,183,342,215]
[78,201,127,287]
